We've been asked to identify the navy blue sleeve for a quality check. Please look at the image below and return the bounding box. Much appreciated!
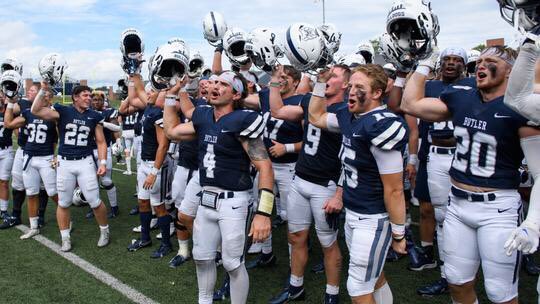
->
[367,116,408,151]
[237,110,265,139]
[53,103,66,116]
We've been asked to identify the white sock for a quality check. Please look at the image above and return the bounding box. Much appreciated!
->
[421,241,433,247]
[29,217,39,229]
[100,225,109,231]
[288,243,292,266]
[290,275,303,287]
[229,265,249,304]
[178,239,190,257]
[126,157,132,172]
[107,187,118,207]
[60,229,70,239]
[326,284,339,295]
[262,232,272,254]
[373,282,393,304]
[195,259,216,304]
[0,199,7,211]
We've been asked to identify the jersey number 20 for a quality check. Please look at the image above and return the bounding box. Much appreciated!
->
[452,126,497,177]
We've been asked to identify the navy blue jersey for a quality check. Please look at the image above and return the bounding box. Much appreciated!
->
[99,108,118,147]
[441,86,530,189]
[54,103,104,158]
[140,105,165,161]
[259,88,304,163]
[21,109,57,156]
[134,109,145,136]
[192,106,265,191]
[418,77,476,161]
[17,98,31,148]
[336,107,408,214]
[295,95,345,186]
[178,98,207,170]
[122,111,139,131]
[0,110,13,148]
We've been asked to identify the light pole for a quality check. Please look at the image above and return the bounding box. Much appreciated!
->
[322,0,326,24]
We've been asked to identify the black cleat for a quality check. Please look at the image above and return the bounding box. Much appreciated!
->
[129,205,139,215]
[246,253,277,269]
[324,293,339,304]
[0,215,21,229]
[213,274,230,301]
[268,285,305,304]
[408,246,437,271]
[168,254,191,268]
[150,243,172,259]
[85,209,94,219]
[417,278,449,296]
[127,239,152,252]
[523,254,540,276]
[107,206,119,218]
[311,260,325,274]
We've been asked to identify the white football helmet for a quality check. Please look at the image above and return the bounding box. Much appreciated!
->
[39,53,68,85]
[167,37,187,48]
[498,0,540,33]
[0,70,22,98]
[120,28,144,58]
[201,66,212,78]
[223,27,250,67]
[203,11,228,46]
[356,42,375,64]
[378,33,415,72]
[318,23,342,55]
[111,142,123,156]
[188,52,205,78]
[466,49,481,74]
[337,53,366,67]
[1,58,23,76]
[283,23,333,72]
[244,28,282,72]
[386,0,440,59]
[148,43,190,91]
[72,187,88,207]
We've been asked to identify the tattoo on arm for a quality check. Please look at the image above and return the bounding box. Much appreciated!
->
[245,137,269,161]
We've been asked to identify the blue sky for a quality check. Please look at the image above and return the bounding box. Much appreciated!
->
[0,0,519,87]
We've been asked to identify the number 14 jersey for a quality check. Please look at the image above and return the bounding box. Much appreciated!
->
[441,86,530,189]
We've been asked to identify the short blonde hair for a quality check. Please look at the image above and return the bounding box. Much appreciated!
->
[352,64,388,94]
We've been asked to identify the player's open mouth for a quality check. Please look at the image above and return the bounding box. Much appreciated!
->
[477,71,487,80]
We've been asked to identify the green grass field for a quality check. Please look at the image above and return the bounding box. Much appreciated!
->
[0,157,538,304]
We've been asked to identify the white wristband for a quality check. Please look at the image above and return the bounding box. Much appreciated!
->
[150,167,159,175]
[128,81,134,87]
[36,89,45,100]
[6,103,14,109]
[99,159,107,166]
[165,97,177,107]
[285,143,295,153]
[394,77,406,88]
[312,82,326,98]
[415,66,431,77]
[408,154,418,166]
[390,222,405,236]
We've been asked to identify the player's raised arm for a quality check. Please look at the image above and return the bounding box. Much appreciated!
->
[268,65,303,122]
[131,74,149,109]
[401,49,451,122]
[163,82,197,142]
[308,69,341,132]
[504,42,540,125]
[4,96,26,129]
[30,82,59,121]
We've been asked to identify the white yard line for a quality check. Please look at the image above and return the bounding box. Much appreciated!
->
[16,225,159,304]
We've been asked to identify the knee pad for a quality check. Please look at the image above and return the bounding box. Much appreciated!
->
[100,177,113,189]
[316,229,338,248]
[484,277,516,303]
[222,256,242,272]
[347,275,377,297]
[58,196,72,208]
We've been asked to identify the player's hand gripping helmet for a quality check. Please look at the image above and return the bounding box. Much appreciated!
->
[203,11,228,47]
[1,58,23,76]
[223,27,251,67]
[244,28,283,72]
[39,53,68,85]
[148,42,190,91]
[386,0,440,60]
[0,70,22,98]
[283,22,333,72]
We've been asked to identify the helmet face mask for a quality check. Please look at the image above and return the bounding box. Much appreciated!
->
[1,58,23,76]
[244,28,281,71]
[188,56,204,78]
[498,0,540,33]
[1,70,22,98]
[223,27,250,67]
[120,28,144,58]
[149,43,190,91]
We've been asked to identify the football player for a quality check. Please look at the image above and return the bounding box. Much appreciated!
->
[0,84,50,229]
[4,88,58,238]
[268,65,348,304]
[309,64,408,304]
[125,75,172,259]
[88,91,121,218]
[401,46,540,304]
[120,107,139,175]
[0,92,15,221]
[163,71,273,304]
[31,83,110,252]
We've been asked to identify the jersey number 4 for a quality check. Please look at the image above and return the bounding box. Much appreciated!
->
[65,123,90,146]
[452,126,497,177]
[203,144,216,178]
